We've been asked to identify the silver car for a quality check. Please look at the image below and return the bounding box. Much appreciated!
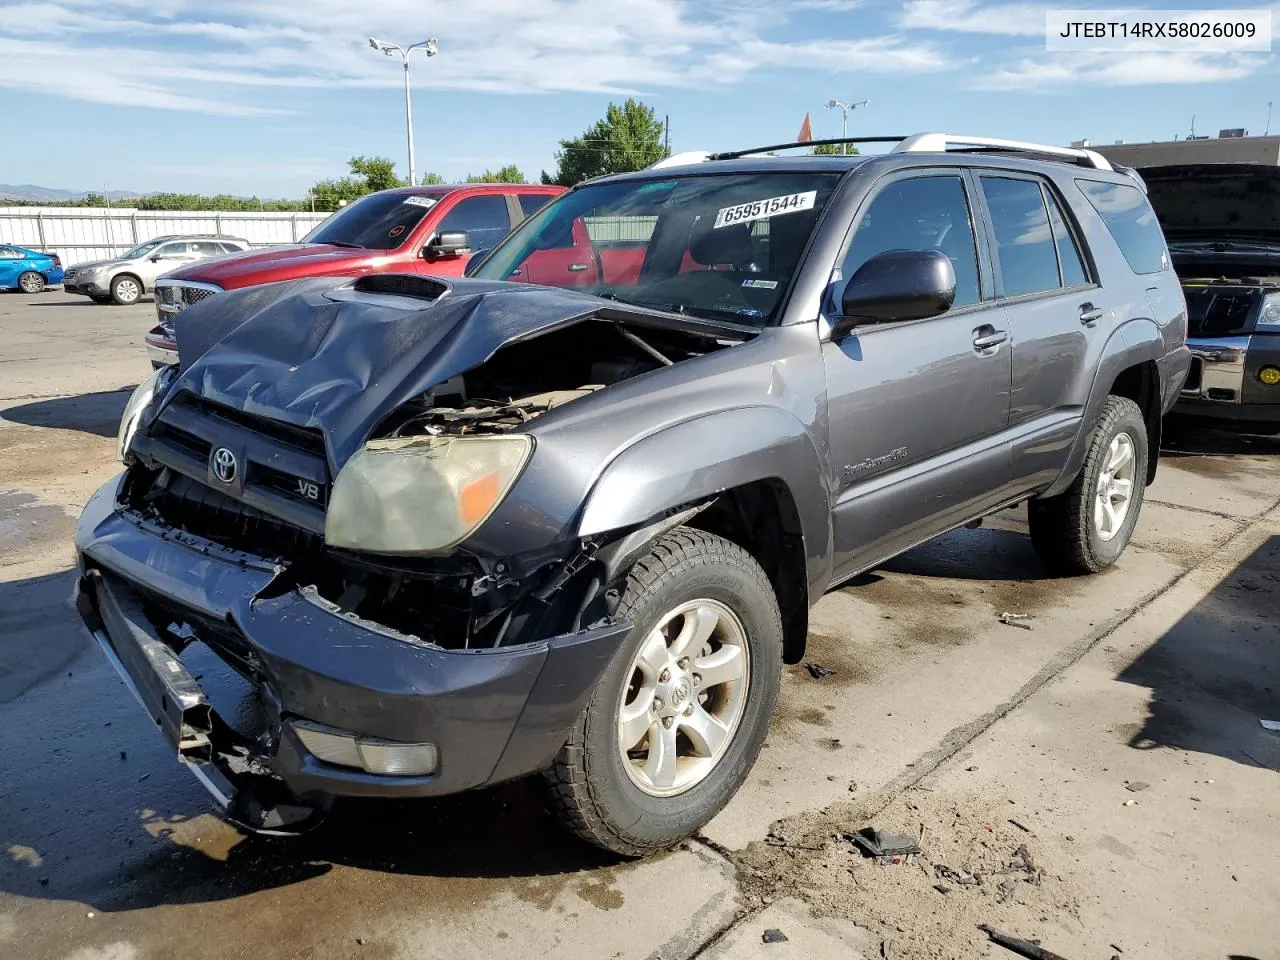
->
[62,235,250,305]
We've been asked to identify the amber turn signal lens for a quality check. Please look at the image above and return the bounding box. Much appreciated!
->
[1259,366,1280,386]
[459,470,501,526]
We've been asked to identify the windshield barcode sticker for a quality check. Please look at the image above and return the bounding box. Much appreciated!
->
[714,191,816,229]
[403,196,438,208]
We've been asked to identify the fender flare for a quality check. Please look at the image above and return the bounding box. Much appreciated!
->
[1043,317,1164,498]
[576,405,833,601]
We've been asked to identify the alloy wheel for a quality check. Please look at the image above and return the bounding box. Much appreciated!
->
[1094,431,1135,542]
[617,599,750,797]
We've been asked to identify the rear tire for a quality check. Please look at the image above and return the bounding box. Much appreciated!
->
[18,271,45,294]
[111,274,142,305]
[1029,395,1148,574]
[542,528,782,857]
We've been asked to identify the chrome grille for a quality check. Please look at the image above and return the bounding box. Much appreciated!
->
[155,279,222,324]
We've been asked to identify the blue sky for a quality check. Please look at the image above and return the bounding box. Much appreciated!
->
[0,0,1276,197]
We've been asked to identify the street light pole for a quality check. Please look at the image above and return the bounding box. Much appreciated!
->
[369,36,439,186]
[824,98,870,154]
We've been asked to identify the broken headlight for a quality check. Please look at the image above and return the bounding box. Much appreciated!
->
[116,364,173,463]
[325,435,532,554]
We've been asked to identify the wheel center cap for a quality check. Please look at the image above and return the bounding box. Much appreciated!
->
[670,676,691,709]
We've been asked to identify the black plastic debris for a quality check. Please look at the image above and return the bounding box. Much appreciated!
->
[979,924,1072,960]
[848,827,920,863]
[804,662,834,679]
[762,929,789,944]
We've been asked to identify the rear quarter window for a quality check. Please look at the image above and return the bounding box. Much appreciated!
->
[1076,179,1169,275]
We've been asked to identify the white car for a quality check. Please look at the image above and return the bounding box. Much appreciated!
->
[62,235,250,305]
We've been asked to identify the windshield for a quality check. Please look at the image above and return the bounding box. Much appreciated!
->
[471,172,844,325]
[302,191,448,250]
[122,240,164,260]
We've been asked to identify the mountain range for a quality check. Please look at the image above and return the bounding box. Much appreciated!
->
[0,184,141,203]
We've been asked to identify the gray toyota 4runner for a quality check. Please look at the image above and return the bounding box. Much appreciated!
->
[76,133,1190,856]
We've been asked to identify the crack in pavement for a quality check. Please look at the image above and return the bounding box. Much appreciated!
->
[681,488,1280,957]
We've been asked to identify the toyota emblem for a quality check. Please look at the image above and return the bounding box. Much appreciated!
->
[211,447,238,484]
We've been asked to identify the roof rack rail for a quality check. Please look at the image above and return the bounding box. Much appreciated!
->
[891,133,1113,171]
[707,137,909,161]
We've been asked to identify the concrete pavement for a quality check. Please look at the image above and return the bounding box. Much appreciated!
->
[2,297,1278,960]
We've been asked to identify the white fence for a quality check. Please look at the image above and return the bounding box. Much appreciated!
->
[0,208,331,266]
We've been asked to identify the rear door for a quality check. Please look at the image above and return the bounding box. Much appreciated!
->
[823,170,1013,580]
[975,173,1097,491]
[0,246,21,287]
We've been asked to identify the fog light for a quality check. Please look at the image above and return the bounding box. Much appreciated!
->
[293,724,362,769]
[1259,366,1280,386]
[291,721,438,776]
[356,740,439,776]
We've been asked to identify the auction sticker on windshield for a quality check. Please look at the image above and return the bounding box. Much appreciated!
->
[715,191,816,229]
[403,196,438,209]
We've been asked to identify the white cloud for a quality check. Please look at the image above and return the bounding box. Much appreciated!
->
[968,50,1266,90]
[0,0,951,114]
[900,0,1046,36]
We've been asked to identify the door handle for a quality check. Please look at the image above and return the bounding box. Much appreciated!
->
[567,263,588,273]
[972,328,1009,351]
[1080,303,1104,326]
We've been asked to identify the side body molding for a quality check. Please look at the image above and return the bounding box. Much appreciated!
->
[576,406,834,602]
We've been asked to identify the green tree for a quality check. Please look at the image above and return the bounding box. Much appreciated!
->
[420,172,446,185]
[465,164,526,184]
[542,98,667,187]
[309,155,407,210]
[812,142,860,156]
[348,155,405,191]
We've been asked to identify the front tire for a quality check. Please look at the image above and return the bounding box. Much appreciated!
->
[543,528,782,856]
[18,271,45,294]
[1029,395,1148,574]
[111,274,142,305]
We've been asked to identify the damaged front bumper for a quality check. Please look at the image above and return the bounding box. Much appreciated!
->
[74,474,631,832]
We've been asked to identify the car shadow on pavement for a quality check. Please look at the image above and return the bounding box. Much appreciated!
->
[1161,415,1280,458]
[1117,535,1280,773]
[877,519,1058,584]
[2,389,134,438]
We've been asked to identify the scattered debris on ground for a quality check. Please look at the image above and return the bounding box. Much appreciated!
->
[761,928,789,944]
[1123,781,1150,792]
[999,612,1034,631]
[757,791,1083,960]
[805,662,835,679]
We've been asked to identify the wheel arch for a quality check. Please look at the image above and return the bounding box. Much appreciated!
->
[112,272,145,295]
[1043,319,1165,498]
[577,407,832,664]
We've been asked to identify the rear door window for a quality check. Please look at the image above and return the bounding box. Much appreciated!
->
[192,241,222,256]
[517,194,554,220]
[1045,191,1088,287]
[980,176,1062,298]
[1076,179,1168,274]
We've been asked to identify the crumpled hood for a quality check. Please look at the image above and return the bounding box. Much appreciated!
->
[1140,163,1280,243]
[162,243,388,288]
[165,276,637,468]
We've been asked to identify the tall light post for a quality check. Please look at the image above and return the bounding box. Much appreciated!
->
[369,36,439,186]
[825,98,870,154]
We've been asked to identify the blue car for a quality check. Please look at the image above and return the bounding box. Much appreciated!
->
[0,244,64,293]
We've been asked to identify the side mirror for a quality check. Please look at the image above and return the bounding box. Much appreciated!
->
[424,231,470,259]
[149,254,163,262]
[833,249,956,338]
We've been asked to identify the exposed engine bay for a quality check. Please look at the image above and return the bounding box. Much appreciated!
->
[375,318,734,437]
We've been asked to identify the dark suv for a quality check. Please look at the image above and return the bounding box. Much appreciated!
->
[76,133,1189,856]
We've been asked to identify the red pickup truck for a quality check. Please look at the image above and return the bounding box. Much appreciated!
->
[146,183,564,368]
